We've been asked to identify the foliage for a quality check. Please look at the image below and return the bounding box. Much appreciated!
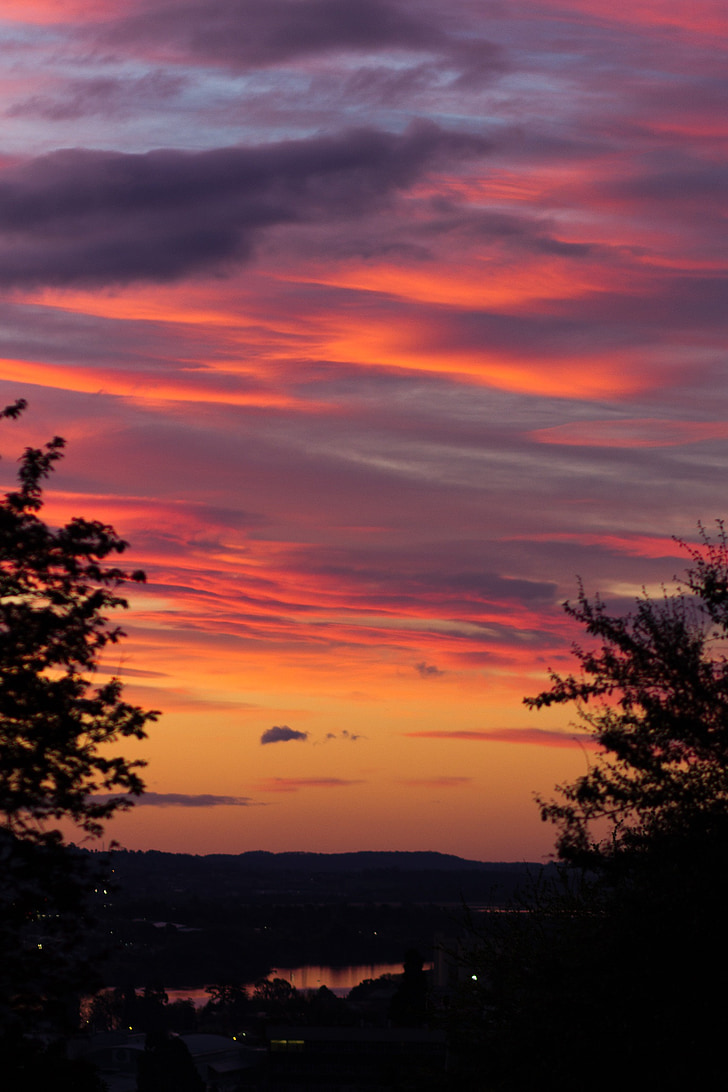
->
[0,1034,108,1092]
[526,523,728,868]
[0,400,158,1031]
[0,399,158,842]
[496,525,728,1088]
[137,1032,205,1092]
[251,976,304,1020]
[202,982,249,1035]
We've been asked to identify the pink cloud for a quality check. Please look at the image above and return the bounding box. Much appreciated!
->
[529,419,728,448]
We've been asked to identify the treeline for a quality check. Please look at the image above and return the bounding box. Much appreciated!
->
[99,848,540,906]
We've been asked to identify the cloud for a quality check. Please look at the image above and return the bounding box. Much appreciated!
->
[0,123,490,287]
[95,0,508,103]
[103,0,442,70]
[255,777,365,792]
[92,792,256,807]
[414,661,444,677]
[404,728,595,749]
[260,725,309,744]
[294,551,558,607]
[398,776,472,787]
[324,729,364,741]
[7,71,187,122]
[529,419,728,450]
[96,665,168,678]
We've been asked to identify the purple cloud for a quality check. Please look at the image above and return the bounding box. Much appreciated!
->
[7,71,187,122]
[260,725,309,744]
[92,792,255,807]
[103,0,442,69]
[0,124,489,286]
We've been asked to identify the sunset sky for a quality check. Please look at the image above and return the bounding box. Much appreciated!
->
[1,0,726,861]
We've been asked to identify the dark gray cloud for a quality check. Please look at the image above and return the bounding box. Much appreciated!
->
[414,661,444,678]
[324,729,364,741]
[260,725,309,744]
[600,155,728,207]
[0,123,489,286]
[102,0,443,70]
[92,792,255,806]
[95,665,168,678]
[95,0,509,103]
[294,551,558,606]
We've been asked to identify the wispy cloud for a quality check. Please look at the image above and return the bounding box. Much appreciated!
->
[92,792,257,807]
[100,0,443,70]
[397,776,472,787]
[255,778,366,793]
[404,729,595,749]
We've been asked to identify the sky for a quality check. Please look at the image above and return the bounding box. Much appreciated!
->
[1,0,726,861]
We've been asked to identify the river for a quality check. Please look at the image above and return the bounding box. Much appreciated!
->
[165,961,410,1004]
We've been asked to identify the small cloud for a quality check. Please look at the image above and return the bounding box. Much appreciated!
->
[255,778,365,793]
[403,728,594,749]
[96,665,168,679]
[260,725,309,745]
[324,729,365,743]
[414,661,444,678]
[92,792,256,808]
[397,777,472,788]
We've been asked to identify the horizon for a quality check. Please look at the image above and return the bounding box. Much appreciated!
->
[86,845,545,865]
[2,0,726,861]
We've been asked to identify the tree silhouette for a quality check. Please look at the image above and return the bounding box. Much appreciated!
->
[203,982,248,1035]
[505,525,728,1090]
[251,976,303,1021]
[527,523,728,868]
[0,401,158,1045]
[137,1031,204,1092]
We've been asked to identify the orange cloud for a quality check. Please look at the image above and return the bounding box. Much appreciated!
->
[537,0,728,36]
[397,777,473,787]
[0,357,298,410]
[500,532,687,560]
[1,1,105,21]
[405,729,595,749]
[530,419,728,448]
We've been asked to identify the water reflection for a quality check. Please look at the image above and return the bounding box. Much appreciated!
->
[166,962,408,1006]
